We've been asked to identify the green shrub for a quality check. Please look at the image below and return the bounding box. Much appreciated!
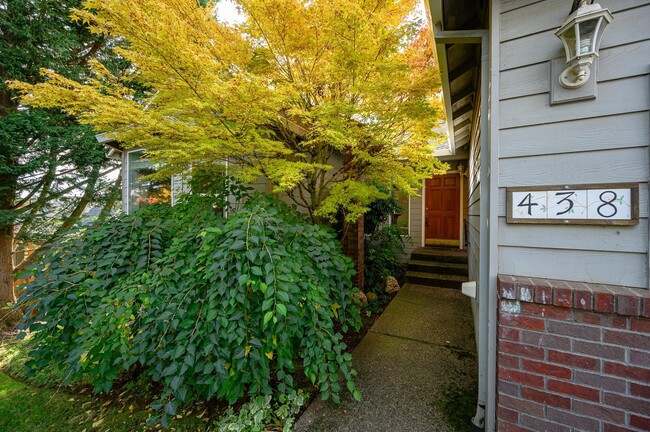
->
[364,225,411,293]
[17,185,361,427]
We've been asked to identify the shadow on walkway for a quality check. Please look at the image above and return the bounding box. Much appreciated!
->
[294,284,477,432]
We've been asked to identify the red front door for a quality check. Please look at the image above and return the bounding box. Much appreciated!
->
[425,173,460,241]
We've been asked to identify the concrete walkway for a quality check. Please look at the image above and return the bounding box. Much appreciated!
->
[294,284,478,432]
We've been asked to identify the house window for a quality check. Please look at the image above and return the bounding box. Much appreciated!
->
[394,192,410,236]
[126,150,171,213]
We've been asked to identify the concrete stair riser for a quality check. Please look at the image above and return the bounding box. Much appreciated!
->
[407,260,468,276]
[407,248,469,289]
[410,251,468,264]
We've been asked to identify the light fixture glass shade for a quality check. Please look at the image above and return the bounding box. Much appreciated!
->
[555,2,613,89]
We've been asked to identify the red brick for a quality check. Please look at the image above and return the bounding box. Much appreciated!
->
[573,339,625,361]
[604,329,650,350]
[631,383,650,399]
[617,291,641,316]
[534,284,553,305]
[500,314,546,331]
[630,317,650,333]
[604,423,635,432]
[500,341,545,360]
[498,379,520,397]
[499,367,545,388]
[522,415,571,432]
[604,392,650,414]
[595,290,616,314]
[573,287,593,311]
[604,362,650,382]
[499,326,521,341]
[500,277,517,299]
[548,350,600,371]
[554,286,573,308]
[497,421,534,432]
[574,370,626,393]
[547,320,600,341]
[522,387,571,409]
[547,379,600,402]
[516,281,535,302]
[497,405,519,424]
[547,407,600,431]
[522,359,572,379]
[631,415,650,430]
[643,298,650,318]
[521,303,573,320]
[575,311,627,329]
[498,394,544,417]
[521,415,571,432]
[630,349,650,368]
[521,330,571,350]
[573,400,625,424]
[498,353,520,370]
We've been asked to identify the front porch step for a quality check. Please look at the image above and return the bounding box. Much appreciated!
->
[410,248,468,264]
[405,271,468,289]
[408,260,468,276]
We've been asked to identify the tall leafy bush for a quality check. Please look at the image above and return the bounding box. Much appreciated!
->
[17,187,361,426]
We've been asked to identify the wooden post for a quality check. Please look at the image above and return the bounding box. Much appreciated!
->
[342,214,365,291]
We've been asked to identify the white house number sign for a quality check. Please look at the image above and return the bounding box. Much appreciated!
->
[507,183,639,226]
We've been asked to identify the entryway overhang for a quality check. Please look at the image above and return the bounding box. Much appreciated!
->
[425,0,486,157]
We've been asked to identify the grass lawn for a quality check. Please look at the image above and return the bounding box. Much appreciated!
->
[0,371,210,431]
[0,335,211,431]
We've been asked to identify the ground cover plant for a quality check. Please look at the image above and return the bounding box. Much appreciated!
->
[16,180,362,427]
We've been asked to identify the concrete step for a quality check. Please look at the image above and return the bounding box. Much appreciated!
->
[407,260,468,276]
[405,271,468,289]
[410,248,468,264]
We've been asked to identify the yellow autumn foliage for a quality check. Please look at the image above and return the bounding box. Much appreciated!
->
[9,0,447,221]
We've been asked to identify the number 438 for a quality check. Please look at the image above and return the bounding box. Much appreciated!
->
[517,191,619,218]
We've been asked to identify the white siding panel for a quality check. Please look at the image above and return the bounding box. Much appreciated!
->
[500,0,649,42]
[500,5,650,71]
[499,247,648,287]
[500,75,649,129]
[500,112,649,158]
[498,217,648,253]
[499,147,649,187]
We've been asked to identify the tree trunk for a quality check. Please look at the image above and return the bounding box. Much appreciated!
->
[0,226,20,328]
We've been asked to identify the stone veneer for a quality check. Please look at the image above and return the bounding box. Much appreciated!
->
[497,275,650,432]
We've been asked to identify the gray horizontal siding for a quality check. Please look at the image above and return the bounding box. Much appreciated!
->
[497,0,650,288]
[500,3,650,71]
[499,247,647,287]
[501,0,648,42]
[501,39,650,100]
[502,0,542,13]
[500,74,649,129]
[498,217,649,253]
[500,112,649,158]
[499,147,649,187]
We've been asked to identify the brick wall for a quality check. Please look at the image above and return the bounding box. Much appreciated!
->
[497,275,650,432]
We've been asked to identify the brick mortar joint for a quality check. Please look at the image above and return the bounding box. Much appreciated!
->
[498,274,650,319]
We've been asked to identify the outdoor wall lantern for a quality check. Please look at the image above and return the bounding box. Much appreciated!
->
[555,0,613,89]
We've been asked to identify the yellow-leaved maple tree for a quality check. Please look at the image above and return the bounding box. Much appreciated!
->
[10,0,446,222]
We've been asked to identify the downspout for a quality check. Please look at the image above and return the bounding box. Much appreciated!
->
[432,25,494,431]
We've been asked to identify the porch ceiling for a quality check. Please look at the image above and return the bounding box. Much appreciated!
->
[426,0,486,156]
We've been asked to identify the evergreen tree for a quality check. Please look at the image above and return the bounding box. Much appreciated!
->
[0,0,122,326]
